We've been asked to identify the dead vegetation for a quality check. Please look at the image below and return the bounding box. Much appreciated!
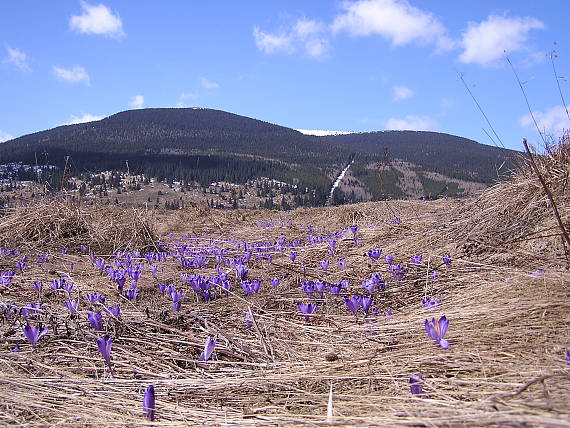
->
[0,140,569,427]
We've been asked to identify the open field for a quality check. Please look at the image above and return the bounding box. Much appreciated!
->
[0,144,569,427]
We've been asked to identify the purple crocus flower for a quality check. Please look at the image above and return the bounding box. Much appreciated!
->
[425,316,450,349]
[410,255,423,264]
[337,258,346,268]
[343,295,361,316]
[149,264,158,278]
[22,323,49,346]
[367,248,382,261]
[65,299,79,314]
[124,288,138,300]
[198,336,216,361]
[142,385,156,421]
[442,255,452,265]
[566,349,570,365]
[88,311,104,331]
[389,264,405,280]
[361,295,373,315]
[349,225,359,236]
[385,254,394,265]
[314,280,326,297]
[271,277,280,289]
[170,289,183,311]
[320,260,330,271]
[15,256,27,273]
[37,253,48,264]
[108,304,121,319]
[235,264,248,280]
[60,247,68,255]
[33,281,43,292]
[301,280,314,298]
[62,280,75,295]
[422,296,440,309]
[297,302,317,321]
[431,270,439,280]
[158,283,170,296]
[96,334,113,369]
[409,374,424,395]
[86,292,105,305]
[290,252,297,262]
[245,312,253,329]
[328,280,346,296]
[94,258,106,271]
[80,244,87,253]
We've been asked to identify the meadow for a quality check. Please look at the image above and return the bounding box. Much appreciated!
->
[0,140,569,427]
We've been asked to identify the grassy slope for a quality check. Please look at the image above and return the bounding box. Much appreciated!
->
[0,146,569,426]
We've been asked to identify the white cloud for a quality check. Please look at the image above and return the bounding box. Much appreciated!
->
[385,115,438,131]
[294,18,324,37]
[0,129,14,142]
[459,14,545,67]
[253,27,294,54]
[128,94,144,109]
[176,92,199,107]
[331,0,454,52]
[254,18,330,59]
[64,113,104,125]
[70,1,124,37]
[393,85,414,101]
[200,77,219,89]
[3,46,31,72]
[520,106,570,138]
[53,65,90,85]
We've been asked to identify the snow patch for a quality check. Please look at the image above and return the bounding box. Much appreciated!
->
[296,129,356,136]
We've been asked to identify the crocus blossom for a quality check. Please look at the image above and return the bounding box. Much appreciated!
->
[88,311,104,331]
[22,323,49,346]
[409,374,424,395]
[96,334,113,369]
[297,302,317,321]
[65,299,79,314]
[367,248,382,261]
[425,316,450,349]
[343,295,361,316]
[142,385,156,421]
[108,304,121,319]
[271,277,280,289]
[410,255,423,264]
[198,336,216,361]
[422,296,440,309]
[245,312,253,329]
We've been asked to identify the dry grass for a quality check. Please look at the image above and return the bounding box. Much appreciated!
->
[1,142,570,427]
[0,198,158,254]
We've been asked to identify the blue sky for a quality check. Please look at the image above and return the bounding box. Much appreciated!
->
[1,0,569,151]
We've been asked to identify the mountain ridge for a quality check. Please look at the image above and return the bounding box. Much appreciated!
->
[0,108,518,206]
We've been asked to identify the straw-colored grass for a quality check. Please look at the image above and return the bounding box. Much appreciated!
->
[1,141,569,427]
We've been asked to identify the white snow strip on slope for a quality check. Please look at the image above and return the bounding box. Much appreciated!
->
[296,129,356,136]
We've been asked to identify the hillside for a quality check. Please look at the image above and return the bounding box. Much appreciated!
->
[0,139,568,426]
[0,108,517,205]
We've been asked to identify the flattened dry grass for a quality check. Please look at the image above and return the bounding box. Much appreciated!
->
[1,141,570,427]
[0,199,158,254]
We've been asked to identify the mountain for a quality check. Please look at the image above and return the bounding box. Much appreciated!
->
[0,108,519,206]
